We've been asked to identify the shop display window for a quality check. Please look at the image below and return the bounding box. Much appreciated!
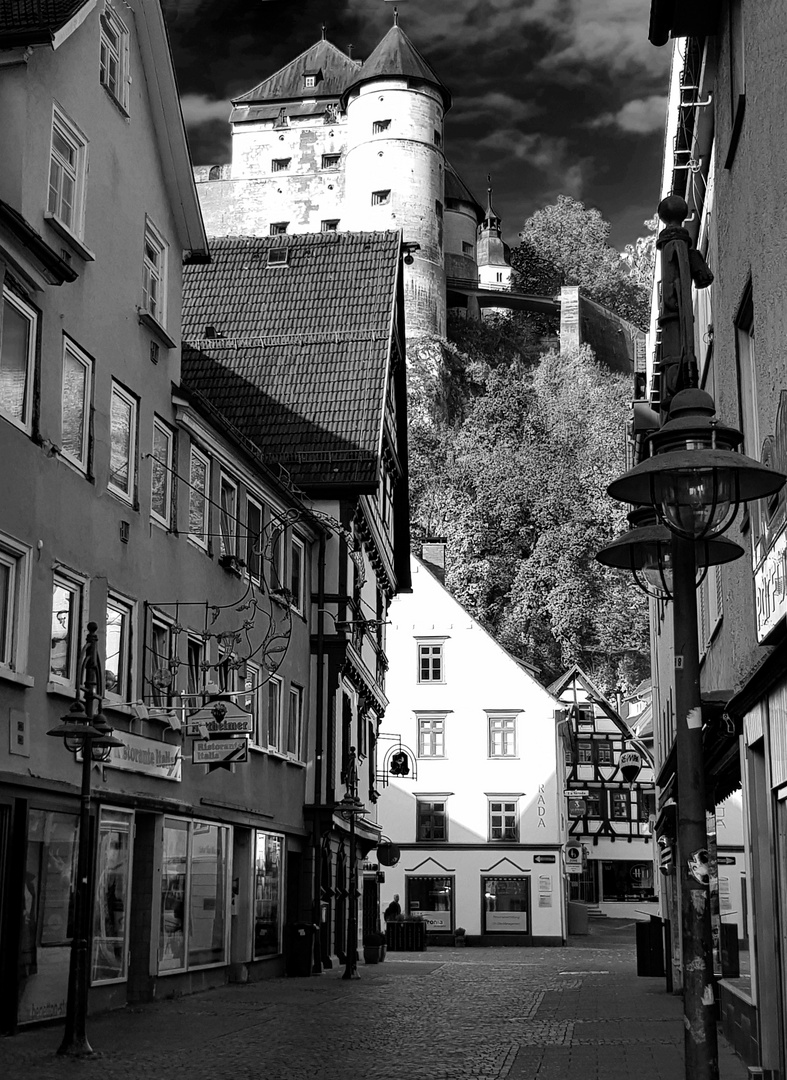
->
[601,859,656,901]
[253,831,283,958]
[92,808,133,983]
[483,876,530,933]
[406,875,453,931]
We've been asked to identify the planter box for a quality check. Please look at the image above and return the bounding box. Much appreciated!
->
[386,920,427,952]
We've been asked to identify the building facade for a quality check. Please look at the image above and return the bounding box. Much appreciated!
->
[377,549,565,945]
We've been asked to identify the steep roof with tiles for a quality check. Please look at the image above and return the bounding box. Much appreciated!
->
[181,230,404,492]
[0,0,89,45]
[232,38,361,106]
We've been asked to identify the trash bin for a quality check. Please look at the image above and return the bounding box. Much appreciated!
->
[636,915,665,977]
[286,922,316,977]
[567,901,588,935]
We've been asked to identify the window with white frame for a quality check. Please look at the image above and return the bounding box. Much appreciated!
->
[108,382,137,502]
[61,338,92,471]
[217,645,238,694]
[142,218,168,327]
[105,592,134,701]
[417,714,445,757]
[270,513,285,589]
[148,615,173,708]
[99,3,130,111]
[266,675,282,751]
[244,660,263,746]
[50,572,84,686]
[0,287,37,434]
[610,790,630,820]
[488,798,519,841]
[290,535,305,613]
[219,473,238,558]
[47,106,88,239]
[186,635,203,701]
[416,799,447,841]
[488,713,517,758]
[286,684,303,758]
[188,445,210,548]
[0,532,31,676]
[417,640,444,683]
[150,417,173,526]
[245,494,263,582]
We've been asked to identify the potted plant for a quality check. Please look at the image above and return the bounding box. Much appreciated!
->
[363,931,387,964]
[454,927,467,947]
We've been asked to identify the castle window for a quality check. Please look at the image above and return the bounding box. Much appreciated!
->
[269,222,288,236]
[321,220,339,232]
[274,108,288,128]
[271,158,291,172]
[372,119,391,134]
[208,165,222,180]
[435,200,443,218]
[321,153,340,169]
[371,190,391,206]
[462,241,473,256]
[434,128,442,147]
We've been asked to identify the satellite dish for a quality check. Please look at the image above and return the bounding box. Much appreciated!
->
[377,842,401,867]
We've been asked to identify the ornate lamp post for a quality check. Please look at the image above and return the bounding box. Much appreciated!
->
[336,746,367,980]
[599,196,786,1080]
[46,622,123,1057]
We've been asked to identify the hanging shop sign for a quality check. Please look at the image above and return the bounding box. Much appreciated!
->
[567,798,587,819]
[185,698,253,737]
[192,738,249,766]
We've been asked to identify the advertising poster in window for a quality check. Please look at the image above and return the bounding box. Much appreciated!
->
[483,877,529,932]
[18,809,79,1024]
[407,876,452,930]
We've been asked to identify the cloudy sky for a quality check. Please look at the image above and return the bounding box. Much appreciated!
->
[163,0,672,250]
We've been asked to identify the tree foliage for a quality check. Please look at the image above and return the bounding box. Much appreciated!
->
[407,319,650,694]
[510,195,652,330]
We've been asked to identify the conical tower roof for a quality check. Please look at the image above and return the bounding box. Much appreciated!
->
[233,38,360,105]
[342,25,451,110]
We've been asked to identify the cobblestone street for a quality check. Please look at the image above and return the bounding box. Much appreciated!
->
[0,924,747,1080]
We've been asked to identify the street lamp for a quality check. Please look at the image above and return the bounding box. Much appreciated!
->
[46,621,123,1057]
[336,746,367,980]
[598,196,786,1080]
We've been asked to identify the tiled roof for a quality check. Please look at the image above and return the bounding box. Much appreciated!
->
[342,25,451,110]
[0,0,88,44]
[181,231,402,491]
[444,162,484,221]
[232,38,361,106]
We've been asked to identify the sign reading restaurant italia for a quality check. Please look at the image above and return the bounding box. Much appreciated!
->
[755,390,787,643]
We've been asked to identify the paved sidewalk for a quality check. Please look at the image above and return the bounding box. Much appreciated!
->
[0,924,748,1080]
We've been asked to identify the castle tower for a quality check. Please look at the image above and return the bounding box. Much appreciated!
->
[476,181,513,292]
[342,22,451,337]
[444,162,484,284]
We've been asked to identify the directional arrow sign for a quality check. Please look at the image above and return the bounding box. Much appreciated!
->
[185,698,253,737]
[193,738,249,767]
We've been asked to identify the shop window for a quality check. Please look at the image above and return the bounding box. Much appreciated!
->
[254,831,283,957]
[417,641,443,683]
[488,799,519,841]
[92,808,133,983]
[418,714,445,757]
[483,876,530,933]
[188,445,210,548]
[150,417,173,527]
[416,799,447,841]
[0,287,37,434]
[488,713,516,757]
[286,684,303,758]
[50,572,83,687]
[61,338,92,472]
[219,472,238,558]
[17,809,80,1024]
[406,875,453,930]
[159,819,230,973]
[601,859,655,902]
[108,381,137,503]
[610,790,631,820]
[105,592,134,701]
[0,531,31,676]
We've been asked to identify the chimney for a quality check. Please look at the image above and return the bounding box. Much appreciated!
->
[421,539,447,584]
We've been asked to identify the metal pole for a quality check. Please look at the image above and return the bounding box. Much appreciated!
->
[342,809,359,980]
[672,535,718,1080]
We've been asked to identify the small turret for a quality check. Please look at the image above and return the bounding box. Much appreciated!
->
[477,178,512,292]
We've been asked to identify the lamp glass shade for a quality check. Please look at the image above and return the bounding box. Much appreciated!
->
[654,467,737,540]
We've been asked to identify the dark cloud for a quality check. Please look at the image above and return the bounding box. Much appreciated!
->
[165,0,670,249]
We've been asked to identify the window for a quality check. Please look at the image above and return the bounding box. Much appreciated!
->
[244,660,262,745]
[92,808,134,983]
[372,119,391,133]
[435,200,443,218]
[416,799,447,841]
[290,535,305,613]
[577,740,593,764]
[150,418,173,526]
[372,190,391,206]
[418,715,445,757]
[304,74,316,88]
[483,876,529,934]
[417,641,443,683]
[286,684,303,758]
[267,248,289,267]
[434,128,442,147]
[0,287,37,433]
[142,218,168,326]
[496,272,503,283]
[735,287,758,457]
[0,532,31,676]
[99,3,130,111]
[50,572,83,686]
[488,714,516,757]
[489,799,519,841]
[266,675,282,751]
[217,646,237,695]
[47,106,87,238]
[108,382,137,502]
[245,495,263,583]
[462,241,473,256]
[270,513,286,589]
[186,636,204,700]
[638,789,657,822]
[321,219,339,232]
[584,791,602,818]
[271,158,291,172]
[159,819,230,973]
[254,831,284,957]
[149,616,173,707]
[406,875,453,930]
[321,154,340,169]
[219,473,238,558]
[610,790,630,820]
[61,339,92,471]
[269,222,288,236]
[105,592,133,700]
[596,742,613,766]
[188,446,210,548]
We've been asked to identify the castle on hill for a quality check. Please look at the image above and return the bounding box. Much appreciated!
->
[193,20,513,338]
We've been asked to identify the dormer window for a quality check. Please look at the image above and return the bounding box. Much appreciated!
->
[271,158,291,172]
[270,222,288,235]
[373,119,391,134]
[303,70,321,88]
